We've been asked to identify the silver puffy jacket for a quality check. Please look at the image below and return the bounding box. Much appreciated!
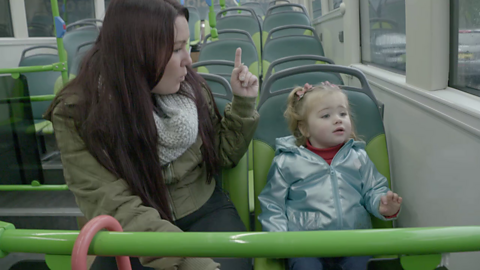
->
[258,136,396,232]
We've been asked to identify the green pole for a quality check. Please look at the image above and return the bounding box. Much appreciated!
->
[0,65,55,76]
[2,227,480,258]
[209,5,218,39]
[0,180,68,191]
[51,0,69,86]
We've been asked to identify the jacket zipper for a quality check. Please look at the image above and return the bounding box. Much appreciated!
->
[304,143,349,229]
[329,166,343,228]
[329,144,348,229]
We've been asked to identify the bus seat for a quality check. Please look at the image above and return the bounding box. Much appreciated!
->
[216,7,263,65]
[266,4,295,13]
[253,65,391,270]
[200,30,260,78]
[198,73,251,230]
[242,2,266,18]
[263,55,335,82]
[262,4,310,45]
[63,22,99,74]
[69,41,94,77]
[53,41,94,101]
[268,0,291,8]
[262,26,324,76]
[18,46,60,135]
[192,60,234,83]
[198,73,233,114]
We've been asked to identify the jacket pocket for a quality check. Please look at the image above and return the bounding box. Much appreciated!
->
[286,208,324,231]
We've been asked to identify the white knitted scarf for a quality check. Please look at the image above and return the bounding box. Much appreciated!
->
[153,84,198,165]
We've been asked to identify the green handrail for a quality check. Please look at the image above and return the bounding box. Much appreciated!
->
[0,181,68,191]
[1,226,480,258]
[0,94,56,104]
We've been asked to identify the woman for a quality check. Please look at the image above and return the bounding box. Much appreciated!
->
[45,0,259,269]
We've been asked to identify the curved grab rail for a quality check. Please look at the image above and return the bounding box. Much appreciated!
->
[66,22,100,32]
[266,3,307,16]
[266,25,319,41]
[264,55,335,80]
[1,226,480,258]
[192,60,236,69]
[71,215,131,270]
[198,73,234,101]
[259,64,377,108]
[216,7,257,19]
[203,29,256,45]
[76,41,95,55]
[268,0,290,7]
[20,46,58,62]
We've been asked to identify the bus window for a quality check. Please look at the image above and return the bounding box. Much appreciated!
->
[451,0,480,95]
[25,0,95,37]
[360,0,406,73]
[0,0,14,38]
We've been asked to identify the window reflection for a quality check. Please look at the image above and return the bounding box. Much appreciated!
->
[361,0,406,72]
[456,1,480,91]
[25,0,95,37]
[0,0,14,38]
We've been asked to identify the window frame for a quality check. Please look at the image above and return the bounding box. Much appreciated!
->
[359,0,407,75]
[0,0,15,38]
[449,0,480,97]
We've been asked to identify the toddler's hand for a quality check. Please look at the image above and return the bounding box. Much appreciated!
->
[379,191,402,217]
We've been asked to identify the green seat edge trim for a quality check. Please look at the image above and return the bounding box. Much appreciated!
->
[222,153,250,231]
[252,139,275,232]
[197,66,210,74]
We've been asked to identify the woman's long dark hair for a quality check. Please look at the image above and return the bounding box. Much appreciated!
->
[48,0,221,222]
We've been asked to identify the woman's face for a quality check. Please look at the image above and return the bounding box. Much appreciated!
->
[152,16,192,95]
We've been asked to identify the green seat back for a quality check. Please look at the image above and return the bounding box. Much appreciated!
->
[199,30,260,77]
[216,7,263,64]
[198,73,250,230]
[63,26,99,74]
[262,27,324,75]
[18,47,60,120]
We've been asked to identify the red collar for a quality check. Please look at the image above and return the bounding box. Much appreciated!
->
[306,140,344,165]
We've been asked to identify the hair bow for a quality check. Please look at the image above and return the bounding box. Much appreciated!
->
[296,83,313,100]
